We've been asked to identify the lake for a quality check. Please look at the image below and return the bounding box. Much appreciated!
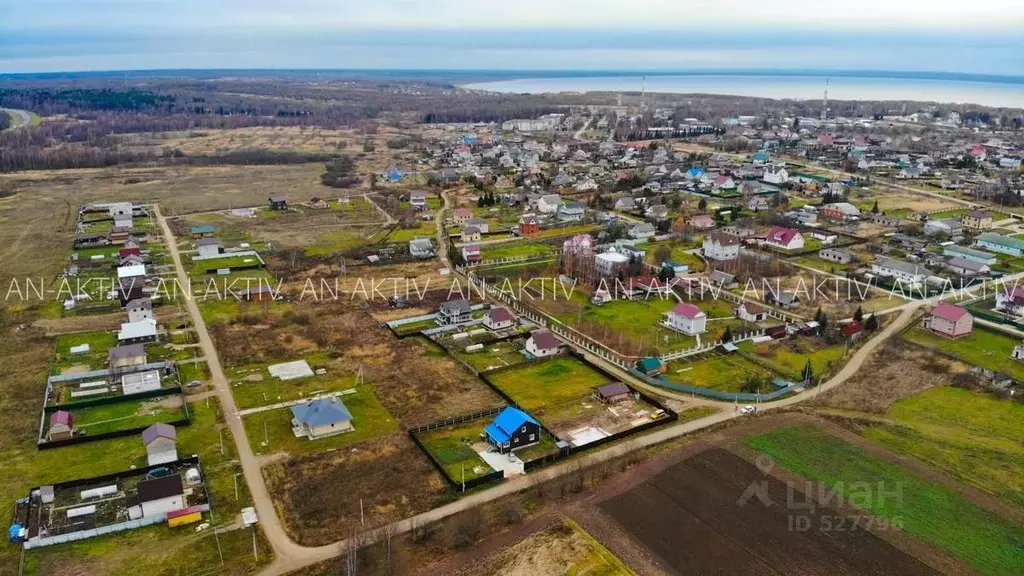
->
[465,74,1024,108]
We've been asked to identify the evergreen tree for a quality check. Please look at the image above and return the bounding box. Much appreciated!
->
[853,306,864,322]
[865,314,879,331]
[698,197,707,213]
[871,199,879,214]
[721,326,733,342]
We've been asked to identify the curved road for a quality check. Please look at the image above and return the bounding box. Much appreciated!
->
[154,190,1002,576]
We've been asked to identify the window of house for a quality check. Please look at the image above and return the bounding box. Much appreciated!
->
[529,434,535,441]
[514,438,519,443]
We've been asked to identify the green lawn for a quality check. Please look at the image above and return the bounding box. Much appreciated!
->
[740,339,846,379]
[529,224,599,240]
[453,340,527,372]
[902,324,1024,380]
[67,395,187,436]
[665,353,775,393]
[417,419,497,482]
[386,223,436,243]
[243,385,398,456]
[392,316,441,336]
[744,425,1024,576]
[177,361,210,385]
[487,356,610,411]
[480,241,555,261]
[563,519,638,576]
[303,229,379,257]
[635,240,706,272]
[864,387,1024,509]
[190,253,264,275]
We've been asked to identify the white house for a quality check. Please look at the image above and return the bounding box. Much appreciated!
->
[628,222,656,240]
[196,238,223,258]
[764,226,805,251]
[408,237,435,258]
[465,217,489,234]
[735,302,767,322]
[870,258,932,285]
[291,397,354,440]
[410,191,427,209]
[663,303,707,335]
[118,318,158,343]
[482,307,515,330]
[557,201,586,222]
[142,423,178,467]
[137,475,185,518]
[703,232,741,261]
[595,251,629,276]
[763,164,789,184]
[525,330,561,357]
[536,194,563,214]
[125,297,153,323]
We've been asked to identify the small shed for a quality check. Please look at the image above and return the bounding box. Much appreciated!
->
[268,196,288,210]
[594,382,632,403]
[47,411,74,441]
[142,423,178,466]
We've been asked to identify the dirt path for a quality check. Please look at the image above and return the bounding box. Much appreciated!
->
[154,205,312,567]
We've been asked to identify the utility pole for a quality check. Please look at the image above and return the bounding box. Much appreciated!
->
[234,472,240,501]
[263,421,268,446]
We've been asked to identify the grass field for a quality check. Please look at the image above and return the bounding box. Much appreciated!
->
[740,338,846,380]
[902,324,1024,380]
[487,356,610,411]
[226,359,356,410]
[744,425,1024,576]
[453,339,527,372]
[386,222,436,243]
[665,353,775,393]
[66,395,187,436]
[480,241,555,261]
[190,253,264,275]
[243,385,398,456]
[417,418,497,482]
[53,330,118,372]
[863,387,1024,510]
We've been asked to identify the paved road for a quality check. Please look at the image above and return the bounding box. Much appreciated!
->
[1,108,31,129]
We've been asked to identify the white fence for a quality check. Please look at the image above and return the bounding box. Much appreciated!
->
[23,504,211,549]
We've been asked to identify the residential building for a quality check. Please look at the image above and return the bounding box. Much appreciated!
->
[961,210,993,231]
[663,303,707,335]
[557,201,586,222]
[410,191,428,209]
[735,302,767,322]
[747,197,771,212]
[925,303,973,338]
[438,299,472,325]
[484,407,540,454]
[268,196,287,210]
[118,318,158,344]
[595,251,629,276]
[108,343,147,370]
[945,257,990,276]
[465,217,489,234]
[763,164,789,184]
[137,475,185,517]
[409,237,435,258]
[977,232,1024,257]
[142,423,178,466]
[461,245,481,263]
[870,258,932,284]
[126,297,153,323]
[703,232,741,261]
[924,218,963,238]
[518,215,541,236]
[942,245,997,265]
[47,411,74,441]
[536,194,563,214]
[764,226,805,251]
[840,321,864,341]
[452,208,473,224]
[995,286,1024,317]
[819,247,854,264]
[196,238,223,258]
[768,290,800,308]
[460,226,481,242]
[636,357,666,377]
[689,214,716,230]
[482,307,515,330]
[628,222,656,240]
[291,397,354,439]
[821,202,861,220]
[562,234,595,255]
[525,330,561,357]
[594,382,632,403]
[614,197,635,211]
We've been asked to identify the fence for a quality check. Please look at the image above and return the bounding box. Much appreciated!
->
[407,412,505,492]
[631,367,798,402]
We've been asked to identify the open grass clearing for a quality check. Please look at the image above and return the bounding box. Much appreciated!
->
[417,418,497,482]
[744,425,1024,576]
[66,394,187,436]
[902,324,1024,380]
[480,241,555,261]
[226,357,356,410]
[665,352,775,393]
[452,339,527,373]
[740,337,846,380]
[487,356,611,412]
[864,386,1024,510]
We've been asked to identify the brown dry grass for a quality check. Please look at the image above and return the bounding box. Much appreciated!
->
[263,434,450,546]
[811,339,972,413]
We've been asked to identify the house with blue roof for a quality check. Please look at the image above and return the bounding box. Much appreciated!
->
[484,407,541,454]
[686,167,706,180]
[291,397,354,440]
[382,165,405,183]
[751,151,770,165]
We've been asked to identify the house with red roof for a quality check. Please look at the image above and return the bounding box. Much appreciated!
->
[764,226,805,251]
[735,302,766,323]
[713,175,736,190]
[452,208,473,224]
[461,245,482,263]
[663,303,707,335]
[818,134,835,146]
[482,307,515,331]
[925,303,973,338]
[840,320,864,342]
[525,330,561,357]
[47,411,74,442]
[995,286,1024,318]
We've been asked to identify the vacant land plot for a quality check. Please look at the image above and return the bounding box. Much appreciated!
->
[665,352,775,393]
[863,387,1024,510]
[52,330,117,373]
[741,338,846,380]
[487,356,610,412]
[600,447,936,576]
[464,520,635,576]
[263,434,449,546]
[65,394,187,436]
[417,418,498,482]
[902,324,1024,380]
[480,241,555,261]
[744,425,1024,576]
[451,339,527,373]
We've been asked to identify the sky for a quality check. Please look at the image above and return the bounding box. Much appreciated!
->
[1,0,1023,74]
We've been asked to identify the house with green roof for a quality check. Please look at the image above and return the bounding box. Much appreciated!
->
[636,357,665,377]
[942,244,998,266]
[976,233,1024,257]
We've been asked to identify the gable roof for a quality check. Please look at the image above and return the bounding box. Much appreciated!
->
[932,302,969,322]
[596,382,630,399]
[137,474,184,503]
[50,410,72,428]
[670,303,705,319]
[108,343,145,361]
[440,298,471,314]
[290,397,352,427]
[766,226,802,245]
[637,357,663,372]
[529,330,560,350]
[485,407,538,444]
[126,297,152,311]
[142,422,177,446]
[486,307,514,323]
[978,233,1024,251]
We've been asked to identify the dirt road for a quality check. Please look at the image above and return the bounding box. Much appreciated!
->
[154,205,312,567]
[1,108,32,129]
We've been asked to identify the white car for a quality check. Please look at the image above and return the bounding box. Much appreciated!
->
[740,405,757,415]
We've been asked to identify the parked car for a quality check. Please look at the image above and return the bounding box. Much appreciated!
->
[740,405,757,415]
